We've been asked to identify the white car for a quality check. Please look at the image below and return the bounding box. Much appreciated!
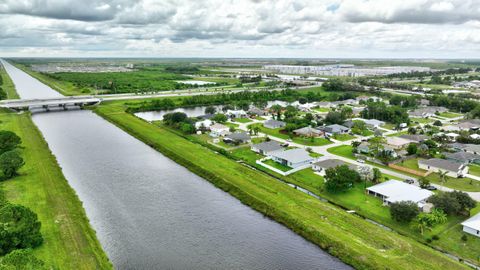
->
[357,159,365,163]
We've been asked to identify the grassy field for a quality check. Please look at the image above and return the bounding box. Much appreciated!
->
[425,173,480,192]
[233,117,252,123]
[438,112,463,118]
[263,159,292,171]
[469,164,480,177]
[411,118,433,124]
[94,101,469,270]
[0,64,20,99]
[0,112,111,269]
[327,145,356,159]
[396,158,425,171]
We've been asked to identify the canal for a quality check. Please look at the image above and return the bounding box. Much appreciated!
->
[1,60,350,270]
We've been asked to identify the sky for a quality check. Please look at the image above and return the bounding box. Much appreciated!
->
[1,0,480,58]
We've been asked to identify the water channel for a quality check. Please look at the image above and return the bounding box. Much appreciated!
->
[1,60,350,270]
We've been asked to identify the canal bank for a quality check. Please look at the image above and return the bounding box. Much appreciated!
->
[1,61,352,269]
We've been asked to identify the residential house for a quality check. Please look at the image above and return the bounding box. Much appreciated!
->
[418,158,468,178]
[398,134,428,144]
[419,99,430,106]
[224,132,251,144]
[386,136,412,150]
[357,142,370,154]
[312,159,358,176]
[266,100,288,108]
[351,107,365,116]
[451,143,480,155]
[195,119,213,130]
[209,123,230,137]
[248,107,266,116]
[352,118,385,129]
[366,180,434,211]
[356,96,382,103]
[316,101,333,108]
[251,141,283,156]
[444,151,480,165]
[226,109,247,119]
[458,119,480,131]
[408,106,448,118]
[445,132,460,141]
[270,148,314,168]
[263,119,286,129]
[441,125,461,132]
[471,134,480,140]
[462,213,480,238]
[293,126,324,137]
[320,124,350,136]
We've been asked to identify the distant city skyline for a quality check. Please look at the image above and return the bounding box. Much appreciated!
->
[1,0,480,58]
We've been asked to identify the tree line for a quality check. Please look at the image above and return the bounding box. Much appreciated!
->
[0,130,48,268]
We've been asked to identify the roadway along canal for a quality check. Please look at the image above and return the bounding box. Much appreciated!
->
[1,60,350,270]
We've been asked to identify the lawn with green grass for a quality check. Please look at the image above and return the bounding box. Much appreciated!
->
[411,118,433,124]
[327,145,356,159]
[313,107,330,113]
[396,158,426,172]
[333,134,356,141]
[438,112,463,118]
[425,173,480,192]
[233,118,252,123]
[263,159,292,172]
[0,113,111,269]
[469,164,480,177]
[95,101,468,270]
[0,64,20,99]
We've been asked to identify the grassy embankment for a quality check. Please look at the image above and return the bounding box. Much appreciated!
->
[94,101,468,270]
[0,112,112,269]
[0,64,19,99]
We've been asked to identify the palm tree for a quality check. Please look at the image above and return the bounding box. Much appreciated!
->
[438,170,448,184]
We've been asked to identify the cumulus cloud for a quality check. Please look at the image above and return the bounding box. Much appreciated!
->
[0,0,479,58]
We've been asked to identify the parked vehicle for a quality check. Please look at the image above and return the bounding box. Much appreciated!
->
[404,179,415,184]
[426,185,437,191]
[357,159,365,164]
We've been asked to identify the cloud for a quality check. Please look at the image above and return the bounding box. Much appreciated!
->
[0,0,479,58]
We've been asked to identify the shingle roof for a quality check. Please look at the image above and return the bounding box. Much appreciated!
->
[271,148,313,163]
[263,119,285,127]
[226,132,250,141]
[418,158,465,172]
[313,159,358,171]
[444,151,480,163]
[252,141,283,153]
[399,134,428,143]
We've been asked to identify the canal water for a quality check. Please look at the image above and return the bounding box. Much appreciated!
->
[1,60,350,270]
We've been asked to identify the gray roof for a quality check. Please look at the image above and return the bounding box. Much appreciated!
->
[264,119,286,127]
[418,158,465,172]
[271,148,313,163]
[293,126,323,136]
[458,119,480,129]
[313,159,358,171]
[225,132,250,141]
[444,151,480,163]
[252,141,283,153]
[321,124,349,133]
[399,134,429,143]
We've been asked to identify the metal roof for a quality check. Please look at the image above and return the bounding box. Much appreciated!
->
[367,180,433,204]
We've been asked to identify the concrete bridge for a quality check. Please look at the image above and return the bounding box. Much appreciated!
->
[0,96,102,111]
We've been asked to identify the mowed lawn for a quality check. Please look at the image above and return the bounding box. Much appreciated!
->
[425,173,480,192]
[0,113,111,269]
[95,102,469,270]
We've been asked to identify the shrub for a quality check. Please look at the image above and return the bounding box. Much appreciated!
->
[0,204,43,255]
[0,150,24,179]
[390,201,420,223]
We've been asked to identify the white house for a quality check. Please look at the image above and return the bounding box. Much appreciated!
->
[352,118,385,129]
[385,136,412,150]
[366,180,433,211]
[209,123,230,137]
[226,109,247,119]
[270,148,314,168]
[462,213,480,238]
[418,158,468,178]
[195,119,213,130]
